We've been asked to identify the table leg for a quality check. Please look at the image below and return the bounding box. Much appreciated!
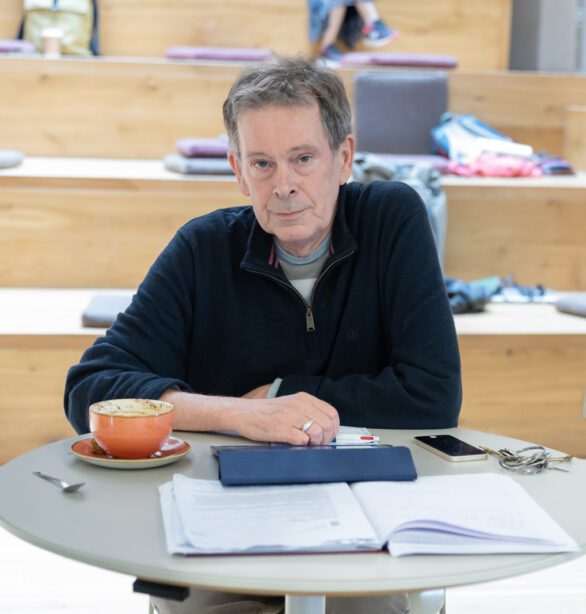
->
[285,594,326,614]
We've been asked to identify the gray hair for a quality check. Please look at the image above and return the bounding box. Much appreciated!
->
[222,56,352,159]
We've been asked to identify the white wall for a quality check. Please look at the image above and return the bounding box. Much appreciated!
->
[509,0,582,72]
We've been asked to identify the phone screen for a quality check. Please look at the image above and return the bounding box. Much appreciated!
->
[414,435,485,457]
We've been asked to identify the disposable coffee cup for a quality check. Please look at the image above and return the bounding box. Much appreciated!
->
[42,27,64,59]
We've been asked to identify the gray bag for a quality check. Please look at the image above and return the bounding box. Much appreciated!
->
[352,152,447,269]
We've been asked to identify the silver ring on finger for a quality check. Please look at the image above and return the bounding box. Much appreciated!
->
[301,419,314,433]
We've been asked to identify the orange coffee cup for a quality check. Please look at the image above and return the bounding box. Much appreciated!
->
[89,398,174,459]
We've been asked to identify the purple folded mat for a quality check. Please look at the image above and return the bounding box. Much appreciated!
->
[176,138,229,158]
[166,46,273,62]
[342,52,458,69]
[0,39,36,53]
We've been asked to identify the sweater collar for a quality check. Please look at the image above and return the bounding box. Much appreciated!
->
[240,183,357,273]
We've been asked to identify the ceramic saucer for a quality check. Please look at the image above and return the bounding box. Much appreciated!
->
[70,436,191,470]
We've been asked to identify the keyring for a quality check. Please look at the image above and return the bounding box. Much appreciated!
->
[481,445,573,474]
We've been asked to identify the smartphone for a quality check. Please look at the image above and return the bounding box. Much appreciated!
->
[413,434,487,462]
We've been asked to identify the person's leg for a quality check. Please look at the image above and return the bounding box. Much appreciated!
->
[151,589,284,613]
[318,3,348,62]
[327,593,410,614]
[354,0,379,25]
[151,590,409,613]
[354,1,400,47]
[320,4,347,49]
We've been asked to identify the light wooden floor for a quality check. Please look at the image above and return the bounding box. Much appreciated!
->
[1,526,584,613]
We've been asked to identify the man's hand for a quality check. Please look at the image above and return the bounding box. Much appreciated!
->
[233,392,340,446]
[161,389,339,447]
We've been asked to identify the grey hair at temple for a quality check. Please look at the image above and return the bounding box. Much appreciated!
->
[222,55,352,160]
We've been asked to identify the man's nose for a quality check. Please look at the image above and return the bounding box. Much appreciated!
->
[272,165,297,199]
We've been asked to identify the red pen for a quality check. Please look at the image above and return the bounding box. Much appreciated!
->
[333,434,380,445]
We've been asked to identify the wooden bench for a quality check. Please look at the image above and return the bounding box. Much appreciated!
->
[442,174,586,290]
[1,157,585,290]
[1,290,584,463]
[564,106,586,171]
[0,157,243,288]
[456,303,586,459]
[0,0,512,69]
[0,289,124,464]
[0,56,584,161]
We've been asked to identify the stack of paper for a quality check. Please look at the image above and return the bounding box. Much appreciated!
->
[160,475,380,555]
[160,473,579,557]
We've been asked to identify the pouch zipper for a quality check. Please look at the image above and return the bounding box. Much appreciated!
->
[246,250,354,333]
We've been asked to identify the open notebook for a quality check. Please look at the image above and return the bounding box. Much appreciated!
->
[159,472,578,557]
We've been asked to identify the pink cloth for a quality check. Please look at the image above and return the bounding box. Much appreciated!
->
[449,153,543,178]
[341,52,458,69]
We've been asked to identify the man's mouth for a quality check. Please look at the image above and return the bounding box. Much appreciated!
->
[274,208,307,218]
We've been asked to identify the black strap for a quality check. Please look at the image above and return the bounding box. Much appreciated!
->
[90,0,99,55]
[133,579,190,602]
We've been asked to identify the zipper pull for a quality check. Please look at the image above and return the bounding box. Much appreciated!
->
[305,307,316,332]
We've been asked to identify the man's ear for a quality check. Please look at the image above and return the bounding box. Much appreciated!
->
[228,151,251,197]
[338,134,356,185]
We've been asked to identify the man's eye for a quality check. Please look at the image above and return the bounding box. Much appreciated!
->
[253,160,269,170]
[298,155,313,164]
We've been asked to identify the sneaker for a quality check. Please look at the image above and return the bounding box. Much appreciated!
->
[319,44,343,63]
[362,20,400,47]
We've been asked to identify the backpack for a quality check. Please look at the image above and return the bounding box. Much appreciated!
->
[19,0,99,56]
[352,153,447,270]
[431,113,531,163]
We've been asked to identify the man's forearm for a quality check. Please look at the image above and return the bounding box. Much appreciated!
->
[159,388,340,446]
[160,389,242,432]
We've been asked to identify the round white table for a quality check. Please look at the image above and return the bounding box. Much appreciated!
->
[0,428,584,613]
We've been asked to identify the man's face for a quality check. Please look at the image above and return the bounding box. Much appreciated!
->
[229,103,355,258]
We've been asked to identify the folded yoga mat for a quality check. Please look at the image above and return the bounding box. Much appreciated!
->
[166,46,273,62]
[0,39,36,53]
[82,294,133,328]
[556,293,586,318]
[0,150,25,169]
[164,155,234,175]
[342,52,458,69]
[176,138,229,158]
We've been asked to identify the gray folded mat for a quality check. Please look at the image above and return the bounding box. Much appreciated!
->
[164,155,234,175]
[0,150,25,169]
[556,293,586,318]
[82,294,133,328]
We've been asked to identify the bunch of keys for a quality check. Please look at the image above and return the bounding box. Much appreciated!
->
[480,445,573,474]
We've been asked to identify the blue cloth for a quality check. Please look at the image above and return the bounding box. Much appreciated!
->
[64,181,461,434]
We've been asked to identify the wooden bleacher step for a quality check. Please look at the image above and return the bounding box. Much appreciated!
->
[0,0,512,69]
[3,59,586,160]
[1,157,585,290]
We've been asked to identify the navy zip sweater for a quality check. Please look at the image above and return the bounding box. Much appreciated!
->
[65,181,462,434]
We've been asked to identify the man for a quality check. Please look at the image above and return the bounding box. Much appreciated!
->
[65,56,461,613]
